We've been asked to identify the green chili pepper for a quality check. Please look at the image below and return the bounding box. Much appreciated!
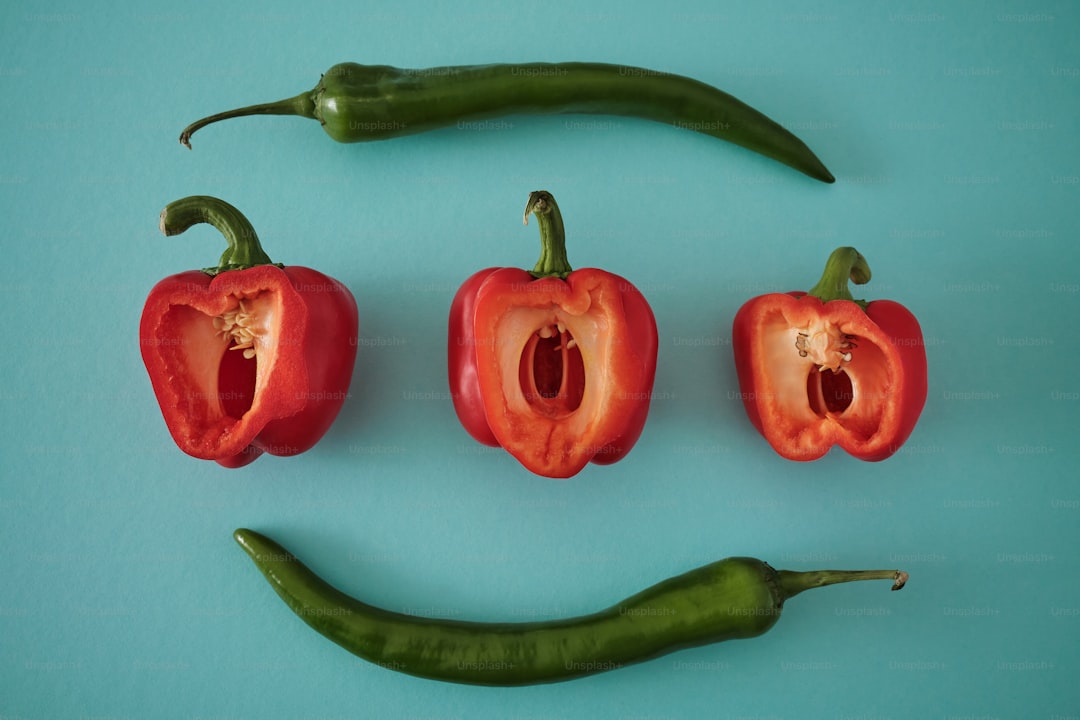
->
[234,528,906,686]
[180,62,835,183]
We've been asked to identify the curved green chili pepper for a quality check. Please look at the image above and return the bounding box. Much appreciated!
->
[234,528,906,686]
[180,62,835,183]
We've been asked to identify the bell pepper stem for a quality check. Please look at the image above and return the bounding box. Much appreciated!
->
[806,246,872,308]
[180,90,317,148]
[777,568,909,601]
[524,190,572,279]
[159,195,279,276]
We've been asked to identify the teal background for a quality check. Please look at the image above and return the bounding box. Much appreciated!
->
[2,0,1078,717]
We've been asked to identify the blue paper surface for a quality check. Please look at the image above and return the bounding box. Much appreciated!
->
[1,0,1078,717]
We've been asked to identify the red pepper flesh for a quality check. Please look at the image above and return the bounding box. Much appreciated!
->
[731,248,927,462]
[139,197,358,468]
[449,192,658,478]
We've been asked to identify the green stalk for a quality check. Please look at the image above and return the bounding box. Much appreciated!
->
[159,195,280,276]
[524,190,572,279]
[778,567,909,600]
[805,246,872,308]
[179,92,316,149]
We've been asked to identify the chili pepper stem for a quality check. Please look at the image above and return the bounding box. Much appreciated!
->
[805,246,872,308]
[524,190,572,279]
[160,195,280,276]
[180,91,317,148]
[777,568,909,600]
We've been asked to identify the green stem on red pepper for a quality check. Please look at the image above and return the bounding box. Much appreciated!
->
[159,195,281,277]
[805,246,872,308]
[524,190,572,280]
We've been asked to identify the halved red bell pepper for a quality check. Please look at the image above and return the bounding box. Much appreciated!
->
[139,196,358,468]
[731,247,927,462]
[449,191,658,478]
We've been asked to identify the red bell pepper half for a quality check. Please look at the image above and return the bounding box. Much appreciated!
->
[449,191,658,478]
[139,196,358,468]
[731,247,927,462]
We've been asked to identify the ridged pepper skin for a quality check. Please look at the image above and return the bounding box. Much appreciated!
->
[731,248,927,462]
[449,192,658,478]
[139,197,358,468]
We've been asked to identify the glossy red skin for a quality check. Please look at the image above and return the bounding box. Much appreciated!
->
[449,266,658,478]
[448,269,503,447]
[732,292,927,462]
[140,264,358,468]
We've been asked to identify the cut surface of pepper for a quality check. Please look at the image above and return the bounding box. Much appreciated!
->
[179,62,835,183]
[139,196,358,468]
[234,527,907,686]
[448,191,658,478]
[731,247,927,461]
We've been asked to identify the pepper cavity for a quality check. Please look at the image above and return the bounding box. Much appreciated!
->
[211,293,276,420]
[520,320,585,413]
[795,324,858,416]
